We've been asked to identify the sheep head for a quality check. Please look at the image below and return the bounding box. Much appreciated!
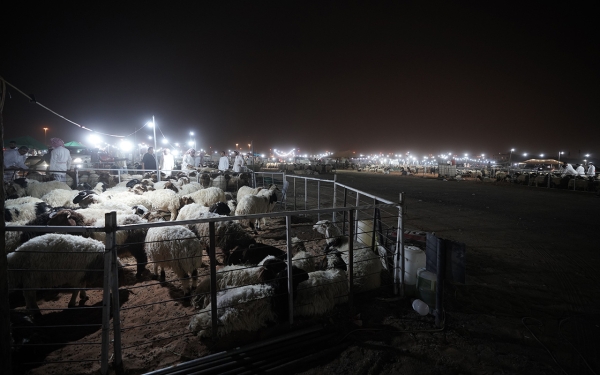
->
[47,209,87,227]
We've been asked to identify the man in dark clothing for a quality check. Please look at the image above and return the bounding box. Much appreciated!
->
[141,147,157,171]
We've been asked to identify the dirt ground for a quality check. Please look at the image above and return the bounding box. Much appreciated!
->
[9,170,600,375]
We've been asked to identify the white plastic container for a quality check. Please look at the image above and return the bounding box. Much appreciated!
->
[401,246,426,296]
[416,268,437,308]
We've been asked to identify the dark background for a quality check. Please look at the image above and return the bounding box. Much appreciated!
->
[2,2,598,158]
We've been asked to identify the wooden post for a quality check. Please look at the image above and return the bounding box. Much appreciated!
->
[209,221,218,341]
[101,212,116,375]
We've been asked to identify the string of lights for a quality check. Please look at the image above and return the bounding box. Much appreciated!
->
[2,77,128,138]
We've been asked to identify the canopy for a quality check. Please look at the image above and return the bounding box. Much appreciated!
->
[3,136,47,150]
[64,141,86,148]
[522,158,561,165]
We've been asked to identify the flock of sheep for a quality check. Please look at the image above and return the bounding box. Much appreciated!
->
[4,170,387,339]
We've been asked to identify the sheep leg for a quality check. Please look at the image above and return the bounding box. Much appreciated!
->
[79,289,89,304]
[23,290,40,312]
[68,291,79,308]
[248,221,259,235]
[160,269,166,283]
[180,272,192,297]
[191,269,199,292]
[152,262,159,280]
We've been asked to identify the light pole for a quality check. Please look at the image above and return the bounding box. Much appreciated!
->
[508,148,515,175]
[558,151,563,163]
[43,127,48,146]
[147,116,159,177]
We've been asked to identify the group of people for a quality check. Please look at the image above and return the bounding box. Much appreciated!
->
[3,138,72,182]
[560,162,595,178]
[218,150,245,173]
[140,147,206,175]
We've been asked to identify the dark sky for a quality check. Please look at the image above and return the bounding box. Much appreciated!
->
[2,2,599,160]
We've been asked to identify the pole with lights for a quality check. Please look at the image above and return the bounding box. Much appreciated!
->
[147,116,159,178]
[508,148,515,175]
[43,127,48,146]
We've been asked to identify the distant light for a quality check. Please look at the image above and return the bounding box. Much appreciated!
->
[511,148,515,152]
[162,139,168,144]
[172,149,180,157]
[120,141,132,152]
[147,121,155,128]
[188,141,194,146]
[190,131,194,136]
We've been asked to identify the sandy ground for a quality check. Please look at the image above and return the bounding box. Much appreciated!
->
[9,170,600,375]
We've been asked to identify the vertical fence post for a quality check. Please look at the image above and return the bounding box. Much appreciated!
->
[108,212,123,371]
[317,180,321,221]
[0,100,13,374]
[293,178,297,211]
[332,174,337,223]
[101,212,116,375]
[342,188,348,234]
[208,221,218,341]
[285,215,294,325]
[347,209,354,317]
[304,178,308,211]
[75,168,79,187]
[395,193,405,296]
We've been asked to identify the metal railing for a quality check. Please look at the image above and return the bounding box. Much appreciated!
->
[4,173,406,374]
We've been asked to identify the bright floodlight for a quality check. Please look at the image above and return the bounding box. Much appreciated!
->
[89,134,101,144]
[188,141,194,146]
[172,150,180,157]
[147,121,155,127]
[540,154,544,157]
[162,138,168,144]
[511,148,515,152]
[190,131,194,136]
[120,141,133,152]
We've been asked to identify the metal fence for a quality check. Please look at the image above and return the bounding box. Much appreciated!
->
[5,173,406,374]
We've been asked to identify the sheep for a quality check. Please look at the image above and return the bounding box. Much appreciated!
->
[234,189,278,234]
[25,180,72,198]
[144,225,206,296]
[183,187,226,208]
[226,243,286,265]
[143,189,188,221]
[7,234,116,312]
[176,181,203,196]
[294,250,349,317]
[176,202,232,221]
[4,200,52,223]
[41,188,81,208]
[313,220,382,293]
[4,179,27,199]
[188,263,308,338]
[236,184,276,203]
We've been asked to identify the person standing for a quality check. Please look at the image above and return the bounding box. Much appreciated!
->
[182,148,196,173]
[4,145,29,181]
[49,138,72,182]
[587,162,595,178]
[194,151,203,168]
[141,147,157,171]
[575,164,586,177]
[218,151,229,172]
[159,148,175,176]
[232,150,245,172]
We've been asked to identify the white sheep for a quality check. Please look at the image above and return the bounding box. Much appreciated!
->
[189,263,308,338]
[313,220,382,293]
[7,234,112,311]
[236,184,277,203]
[143,189,186,221]
[183,187,226,207]
[40,189,81,208]
[234,189,278,234]
[145,225,206,296]
[25,180,73,198]
[189,284,277,338]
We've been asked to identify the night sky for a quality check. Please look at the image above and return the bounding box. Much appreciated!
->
[2,2,599,160]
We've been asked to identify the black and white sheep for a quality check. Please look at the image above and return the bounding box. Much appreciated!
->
[188,262,308,338]
[313,220,382,293]
[7,234,116,312]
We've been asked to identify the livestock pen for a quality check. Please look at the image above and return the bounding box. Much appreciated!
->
[3,174,413,375]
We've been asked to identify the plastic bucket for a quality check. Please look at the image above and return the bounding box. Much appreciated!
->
[402,246,426,296]
[416,268,437,308]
